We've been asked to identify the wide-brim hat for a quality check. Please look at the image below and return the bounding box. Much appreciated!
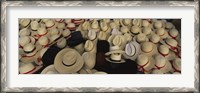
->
[140,42,157,57]
[54,48,84,74]
[82,52,96,69]
[41,65,59,74]
[123,41,141,61]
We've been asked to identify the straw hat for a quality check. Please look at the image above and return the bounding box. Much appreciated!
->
[100,21,110,32]
[110,22,120,29]
[111,28,122,35]
[30,21,40,31]
[157,45,176,60]
[165,22,174,30]
[19,19,31,28]
[67,23,76,31]
[135,33,148,43]
[81,21,90,31]
[152,54,172,73]
[82,52,96,69]
[132,19,142,27]
[41,65,59,74]
[56,22,66,29]
[62,29,71,38]
[55,19,64,23]
[56,38,67,49]
[155,28,168,39]
[64,19,72,24]
[37,26,49,38]
[142,20,150,27]
[23,43,39,57]
[120,26,129,34]
[112,35,125,49]
[84,40,94,52]
[153,20,163,29]
[107,34,115,45]
[19,36,36,48]
[45,20,56,29]
[102,19,111,23]
[136,54,155,73]
[19,28,31,37]
[113,19,120,26]
[49,31,62,45]
[90,20,100,32]
[168,28,179,39]
[87,30,97,41]
[49,28,60,36]
[98,31,107,40]
[19,62,41,74]
[123,40,141,61]
[38,36,49,48]
[160,38,178,52]
[171,58,181,73]
[54,48,84,74]
[120,19,132,27]
[142,26,152,35]
[123,33,132,43]
[140,42,157,56]
[105,46,125,63]
[149,34,160,44]
[130,26,141,36]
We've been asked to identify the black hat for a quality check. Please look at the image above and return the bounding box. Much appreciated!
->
[67,31,86,47]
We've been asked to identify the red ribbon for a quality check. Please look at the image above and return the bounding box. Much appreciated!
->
[168,31,177,39]
[19,39,31,48]
[34,31,48,38]
[22,67,36,74]
[165,41,178,53]
[137,60,149,72]
[154,63,166,70]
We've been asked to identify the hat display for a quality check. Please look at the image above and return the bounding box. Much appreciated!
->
[41,65,59,74]
[18,19,181,74]
[123,40,141,61]
[54,48,84,74]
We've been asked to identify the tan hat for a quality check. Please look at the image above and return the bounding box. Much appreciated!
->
[110,22,120,29]
[157,45,176,61]
[130,26,141,36]
[23,43,38,57]
[102,19,111,23]
[56,22,66,29]
[82,52,96,69]
[36,26,49,38]
[19,28,31,36]
[84,40,94,52]
[171,58,181,73]
[74,43,85,55]
[87,30,97,41]
[120,26,130,34]
[120,19,132,27]
[153,20,163,29]
[81,21,90,31]
[45,20,56,29]
[140,42,157,56]
[100,21,110,32]
[160,38,178,52]
[168,28,179,39]
[111,28,122,35]
[123,33,132,42]
[38,36,49,48]
[19,62,42,74]
[19,19,31,28]
[112,35,123,46]
[155,28,168,39]
[135,33,148,43]
[62,29,71,38]
[64,19,72,24]
[105,46,125,63]
[41,65,59,74]
[67,23,76,31]
[19,36,36,48]
[56,38,67,49]
[30,21,40,31]
[98,31,108,40]
[142,27,152,35]
[142,20,150,27]
[90,20,100,32]
[136,54,155,73]
[54,48,84,74]
[132,19,142,27]
[55,19,64,23]
[113,19,120,26]
[49,28,60,36]
[165,22,174,30]
[149,34,160,44]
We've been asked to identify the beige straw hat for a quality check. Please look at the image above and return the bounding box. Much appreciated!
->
[41,65,59,74]
[81,21,90,31]
[113,19,120,26]
[132,19,142,27]
[120,26,130,34]
[140,42,157,57]
[19,19,31,28]
[56,38,67,49]
[19,28,31,37]
[38,36,49,47]
[110,22,120,30]
[19,36,36,48]
[123,33,132,43]
[142,26,152,35]
[82,52,96,69]
[168,28,179,39]
[19,62,42,74]
[120,19,132,27]
[64,19,72,24]
[160,38,178,52]
[98,31,108,40]
[90,20,100,32]
[153,20,163,29]
[155,28,168,39]
[54,48,84,74]
[62,29,71,38]
[171,58,181,73]
[37,26,49,38]
[136,54,155,73]
[87,30,97,41]
[84,40,94,52]
[165,22,174,30]
[142,20,150,27]
[135,33,148,43]
[130,26,141,36]
[149,34,160,44]
[45,19,56,30]
[157,45,176,61]
[100,21,110,32]
[56,22,66,29]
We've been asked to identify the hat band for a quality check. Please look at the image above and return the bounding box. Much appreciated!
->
[46,23,55,29]
[19,39,32,48]
[22,50,37,58]
[165,41,178,52]
[24,47,36,54]
[22,67,36,74]
[38,31,48,37]
[137,60,150,72]
[130,31,139,36]
[154,63,166,70]
[168,31,177,39]
[23,21,31,28]
[158,49,169,57]
[62,61,76,67]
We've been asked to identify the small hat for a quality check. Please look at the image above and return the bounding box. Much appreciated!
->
[132,19,142,27]
[140,42,157,57]
[149,34,160,44]
[81,21,90,31]
[19,62,42,74]
[155,28,168,39]
[135,33,148,43]
[30,21,40,31]
[142,26,152,35]
[120,26,129,34]
[130,26,141,36]
[41,65,59,74]
[90,20,100,32]
[23,43,39,57]
[160,38,178,52]
[105,46,125,63]
[157,45,176,61]
[49,32,62,45]
[171,58,181,73]
[87,30,97,41]
[19,36,36,48]
[19,19,31,28]
[168,28,179,39]
[123,33,132,43]
[67,23,76,31]
[56,38,67,49]
[82,52,96,69]
[54,48,84,74]
[110,22,120,29]
[19,28,31,37]
[37,26,49,38]
[123,40,141,61]
[120,19,132,27]
[100,21,110,32]
[153,20,163,29]
[102,19,111,23]
[113,19,120,26]
[136,54,155,73]
[98,31,108,40]
[38,36,50,48]
[165,22,174,30]
[45,20,56,29]
[62,29,71,38]
[84,40,94,52]
[142,20,150,27]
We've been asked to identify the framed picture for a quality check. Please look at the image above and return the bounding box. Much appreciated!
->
[1,1,199,92]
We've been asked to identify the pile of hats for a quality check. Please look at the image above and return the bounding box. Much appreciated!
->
[19,19,181,74]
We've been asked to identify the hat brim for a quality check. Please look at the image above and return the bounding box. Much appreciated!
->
[20,65,43,74]
[123,41,141,61]
[105,50,125,56]
[54,48,84,74]
[105,57,125,64]
[41,65,59,74]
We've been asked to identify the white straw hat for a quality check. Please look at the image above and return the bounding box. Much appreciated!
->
[19,28,31,37]
[90,20,100,32]
[19,19,31,28]
[123,40,141,61]
[120,19,132,27]
[130,26,141,36]
[49,28,61,36]
[54,48,84,74]
[142,26,152,35]
[56,22,66,29]
[87,30,97,41]
[136,54,155,73]
[160,38,178,52]
[155,28,168,39]
[171,58,181,73]
[168,28,179,39]
[37,26,49,38]
[105,46,125,63]
[84,40,94,52]
[149,34,160,44]
[132,19,142,27]
[62,29,71,38]
[41,65,59,74]
[157,45,176,61]
[19,62,41,74]
[120,26,129,34]
[112,35,123,47]
[82,52,96,69]
[140,42,157,57]
[81,21,90,31]
[98,31,108,40]
[142,20,150,27]
[153,20,163,29]
[23,43,38,57]
[30,21,40,31]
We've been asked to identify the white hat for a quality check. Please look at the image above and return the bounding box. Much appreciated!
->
[135,33,148,43]
[142,27,152,35]
[160,38,178,52]
[105,46,125,63]
[54,48,84,74]
[130,26,141,36]
[120,26,129,34]
[45,20,56,29]
[157,45,176,61]
[142,20,150,27]
[67,23,76,31]
[19,19,31,28]
[84,40,94,52]
[19,62,41,74]
[120,19,132,27]
[155,28,168,39]
[132,19,142,27]
[171,58,181,73]
[136,54,155,73]
[98,31,108,40]
[123,40,141,61]
[87,30,97,41]
[19,36,36,48]
[19,28,31,36]
[56,22,66,29]
[64,19,72,24]
[41,65,59,74]
[165,22,174,30]
[30,21,40,31]
[56,38,67,49]
[49,28,60,36]
[62,29,71,38]
[153,20,163,29]
[140,42,157,56]
[82,52,96,69]
[81,21,90,31]
[152,54,172,73]
[149,34,160,44]
[38,36,49,47]
[168,28,179,39]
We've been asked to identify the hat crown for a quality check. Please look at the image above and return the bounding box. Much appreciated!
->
[38,36,48,45]
[112,35,122,46]
[110,53,122,61]
[173,58,181,70]
[91,20,99,29]
[19,36,30,46]
[62,51,77,66]
[155,55,166,67]
[62,29,71,37]
[159,45,169,54]
[143,27,152,35]
[84,40,94,52]
[19,19,31,27]
[98,31,107,40]
[154,20,162,28]
[166,38,178,47]
[136,33,146,42]
[23,43,35,52]
[166,22,173,29]
[45,20,54,27]
[132,19,142,27]
[137,54,149,65]
[141,42,153,52]
[100,21,108,31]
[125,42,136,56]
[19,28,30,36]
[142,20,150,27]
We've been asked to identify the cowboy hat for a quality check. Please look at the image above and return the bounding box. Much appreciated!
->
[132,19,142,27]
[105,46,125,63]
[168,28,179,39]
[130,26,141,36]
[136,54,155,73]
[142,20,150,27]
[54,48,84,74]
[140,41,157,57]
[41,65,59,74]
[19,19,31,28]
[160,38,178,53]
[98,31,108,40]
[19,28,31,37]
[19,62,42,74]
[123,40,141,61]
[82,52,96,69]
[155,28,168,39]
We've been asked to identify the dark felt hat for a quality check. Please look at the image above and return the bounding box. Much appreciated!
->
[67,31,86,47]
